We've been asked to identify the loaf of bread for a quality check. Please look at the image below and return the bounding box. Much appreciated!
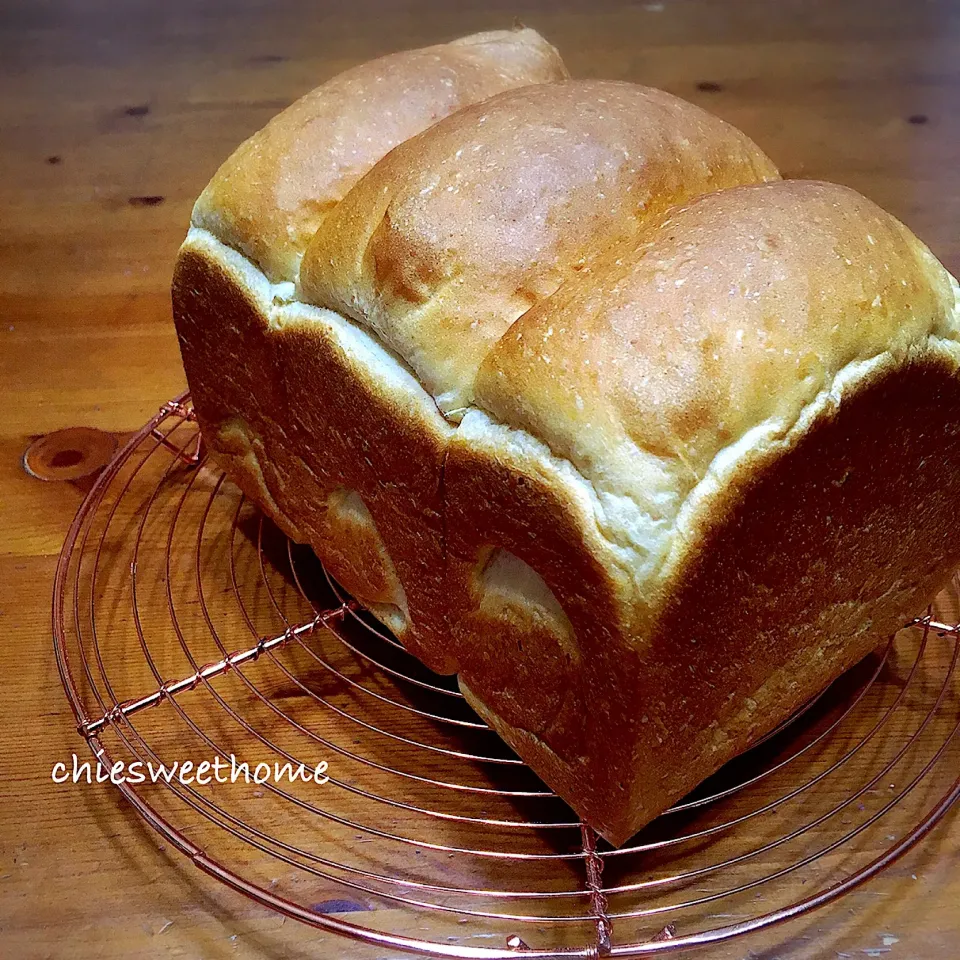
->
[173,29,960,845]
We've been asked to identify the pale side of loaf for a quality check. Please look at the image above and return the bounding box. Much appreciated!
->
[173,33,960,844]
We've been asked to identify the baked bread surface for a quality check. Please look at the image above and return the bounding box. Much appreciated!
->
[298,79,779,416]
[193,28,568,283]
[173,31,960,844]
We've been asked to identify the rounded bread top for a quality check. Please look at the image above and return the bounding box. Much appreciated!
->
[192,28,568,283]
[476,179,959,512]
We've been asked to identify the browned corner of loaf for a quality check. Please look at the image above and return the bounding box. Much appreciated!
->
[172,241,334,552]
[641,353,960,815]
[172,244,279,430]
[173,238,465,673]
[444,431,642,843]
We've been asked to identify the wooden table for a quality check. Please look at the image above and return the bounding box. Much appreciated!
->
[3,1,960,957]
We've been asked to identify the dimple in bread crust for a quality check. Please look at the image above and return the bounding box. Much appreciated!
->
[173,32,960,844]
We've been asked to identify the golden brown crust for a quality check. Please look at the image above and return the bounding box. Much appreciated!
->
[447,351,960,842]
[172,243,320,545]
[298,79,779,414]
[441,181,960,841]
[193,28,568,283]
[273,307,459,669]
[478,180,956,508]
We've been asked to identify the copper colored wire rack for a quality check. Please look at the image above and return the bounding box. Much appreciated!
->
[53,394,960,957]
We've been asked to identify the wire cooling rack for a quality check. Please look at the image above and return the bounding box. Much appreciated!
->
[53,394,960,957]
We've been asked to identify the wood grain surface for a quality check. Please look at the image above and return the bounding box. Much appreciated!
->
[3,1,960,958]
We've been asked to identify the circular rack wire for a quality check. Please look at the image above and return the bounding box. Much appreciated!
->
[53,394,960,958]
